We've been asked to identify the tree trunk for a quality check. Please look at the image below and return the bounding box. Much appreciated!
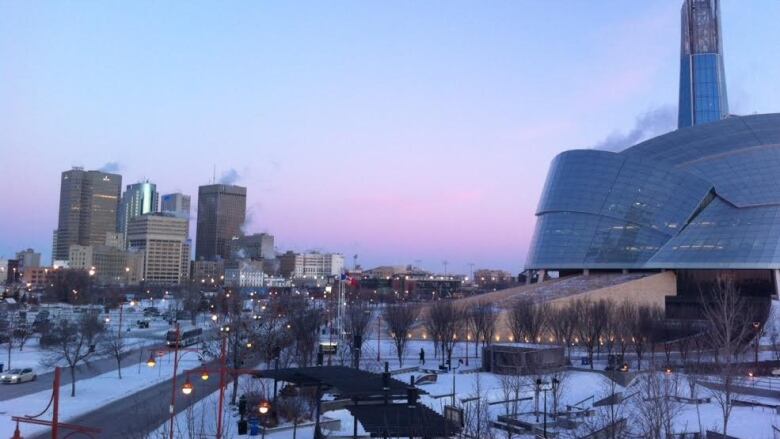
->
[70,366,77,397]
[117,355,122,379]
[7,344,11,370]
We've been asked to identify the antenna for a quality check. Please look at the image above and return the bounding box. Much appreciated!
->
[212,165,216,184]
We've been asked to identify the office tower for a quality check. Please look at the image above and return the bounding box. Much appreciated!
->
[68,244,144,286]
[195,184,246,261]
[678,0,729,128]
[54,168,122,261]
[231,233,275,260]
[127,213,190,285]
[161,193,191,235]
[15,248,41,270]
[279,251,344,278]
[118,181,159,236]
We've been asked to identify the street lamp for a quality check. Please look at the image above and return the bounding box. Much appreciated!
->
[182,378,193,395]
[146,354,157,368]
[258,400,271,415]
[201,371,209,381]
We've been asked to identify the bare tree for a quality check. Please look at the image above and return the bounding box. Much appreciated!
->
[700,277,752,436]
[0,314,30,370]
[426,300,466,368]
[549,304,578,362]
[344,301,372,353]
[42,313,105,396]
[286,298,323,367]
[630,372,680,439]
[100,325,130,379]
[383,304,418,367]
[469,301,497,357]
[508,297,550,344]
[578,376,628,439]
[460,374,497,439]
[573,299,607,369]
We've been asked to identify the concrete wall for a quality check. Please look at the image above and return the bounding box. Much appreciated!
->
[547,271,676,309]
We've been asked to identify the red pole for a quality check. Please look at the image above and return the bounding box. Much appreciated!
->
[169,324,180,439]
[52,367,60,439]
[216,335,227,439]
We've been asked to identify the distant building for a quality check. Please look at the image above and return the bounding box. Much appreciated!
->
[231,233,274,260]
[161,193,191,236]
[191,259,225,284]
[6,260,20,284]
[68,244,144,286]
[474,269,514,287]
[104,232,125,250]
[279,251,344,278]
[54,167,122,261]
[118,181,159,237]
[225,261,266,288]
[15,249,41,270]
[678,0,729,128]
[195,184,246,261]
[21,267,52,289]
[127,214,190,285]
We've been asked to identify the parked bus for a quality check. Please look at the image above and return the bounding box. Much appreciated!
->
[166,326,203,347]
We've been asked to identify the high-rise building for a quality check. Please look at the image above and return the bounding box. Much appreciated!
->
[118,181,159,236]
[54,168,122,261]
[678,0,729,128]
[195,184,246,261]
[230,233,275,260]
[127,213,190,285]
[15,248,41,270]
[161,193,191,236]
[68,244,144,286]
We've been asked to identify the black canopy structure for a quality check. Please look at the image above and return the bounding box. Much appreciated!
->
[346,404,461,438]
[256,365,423,400]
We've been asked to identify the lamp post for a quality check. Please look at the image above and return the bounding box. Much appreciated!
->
[376,313,381,362]
[753,321,761,367]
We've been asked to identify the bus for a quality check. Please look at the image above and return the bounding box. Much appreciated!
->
[166,326,203,347]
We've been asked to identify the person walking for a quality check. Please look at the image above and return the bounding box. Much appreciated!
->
[419,347,425,365]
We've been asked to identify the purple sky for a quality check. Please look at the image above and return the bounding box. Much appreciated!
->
[1,1,779,274]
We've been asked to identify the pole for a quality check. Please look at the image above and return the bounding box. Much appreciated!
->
[216,335,227,439]
[118,302,124,340]
[377,314,381,362]
[168,324,180,439]
[52,367,60,439]
[543,388,547,438]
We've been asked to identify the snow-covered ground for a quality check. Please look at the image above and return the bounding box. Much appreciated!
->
[147,338,780,439]
[0,350,203,439]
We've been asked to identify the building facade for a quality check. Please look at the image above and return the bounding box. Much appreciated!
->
[678,0,729,128]
[195,184,246,261]
[161,193,191,236]
[118,181,159,237]
[191,259,225,284]
[54,168,122,261]
[127,214,190,285]
[279,251,344,278]
[15,249,41,270]
[68,244,144,285]
[231,233,274,260]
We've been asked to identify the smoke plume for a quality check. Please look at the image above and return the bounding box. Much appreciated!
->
[592,105,676,152]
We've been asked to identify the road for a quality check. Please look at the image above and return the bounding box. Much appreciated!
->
[30,359,238,439]
[0,343,163,401]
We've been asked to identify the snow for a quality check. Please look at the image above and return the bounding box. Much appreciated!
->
[0,350,203,439]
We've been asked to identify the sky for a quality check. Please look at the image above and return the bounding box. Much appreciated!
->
[1,1,779,274]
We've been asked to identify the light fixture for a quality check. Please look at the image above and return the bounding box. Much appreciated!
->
[201,371,209,381]
[182,378,193,395]
[147,354,157,368]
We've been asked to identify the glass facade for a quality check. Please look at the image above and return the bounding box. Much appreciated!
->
[678,0,728,128]
[526,113,780,270]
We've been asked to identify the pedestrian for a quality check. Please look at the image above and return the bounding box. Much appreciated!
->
[420,347,425,365]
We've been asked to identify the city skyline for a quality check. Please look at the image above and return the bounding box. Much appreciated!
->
[2,1,780,273]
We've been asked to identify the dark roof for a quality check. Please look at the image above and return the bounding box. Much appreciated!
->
[347,404,461,438]
[256,366,423,400]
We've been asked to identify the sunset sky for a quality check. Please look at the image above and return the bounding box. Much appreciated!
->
[1,1,779,273]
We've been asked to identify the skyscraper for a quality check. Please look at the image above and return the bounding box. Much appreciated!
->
[118,181,159,237]
[195,184,246,261]
[161,192,191,236]
[54,167,122,261]
[127,213,189,285]
[678,0,729,128]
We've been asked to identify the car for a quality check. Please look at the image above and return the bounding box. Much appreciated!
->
[1,368,36,384]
